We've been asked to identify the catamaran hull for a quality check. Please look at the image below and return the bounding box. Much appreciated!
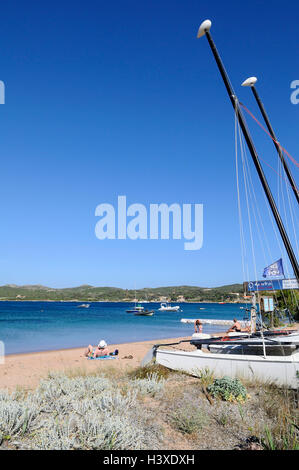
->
[155,348,299,389]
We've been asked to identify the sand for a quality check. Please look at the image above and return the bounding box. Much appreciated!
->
[2,324,298,391]
[0,336,192,391]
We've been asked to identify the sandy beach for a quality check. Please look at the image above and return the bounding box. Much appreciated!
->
[0,336,193,391]
[1,324,298,391]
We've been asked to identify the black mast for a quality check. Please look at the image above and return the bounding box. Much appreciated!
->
[197,20,299,282]
[241,77,299,205]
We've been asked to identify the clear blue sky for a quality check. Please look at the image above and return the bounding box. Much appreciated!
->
[0,0,298,288]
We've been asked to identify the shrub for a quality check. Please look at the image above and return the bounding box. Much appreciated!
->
[262,423,299,450]
[0,373,162,450]
[169,405,208,435]
[0,400,40,441]
[129,364,171,380]
[207,377,248,403]
[130,372,165,397]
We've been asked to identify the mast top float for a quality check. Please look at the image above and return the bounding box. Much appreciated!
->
[242,77,258,87]
[197,20,212,38]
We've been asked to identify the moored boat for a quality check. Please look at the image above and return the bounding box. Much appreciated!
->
[153,339,299,389]
[134,309,154,316]
[158,303,181,312]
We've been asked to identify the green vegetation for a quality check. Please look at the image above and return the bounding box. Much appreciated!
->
[276,289,299,321]
[1,365,298,450]
[207,377,248,403]
[0,283,244,302]
[168,405,208,435]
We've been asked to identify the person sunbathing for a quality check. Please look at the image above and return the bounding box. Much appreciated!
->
[226,319,250,334]
[84,340,109,358]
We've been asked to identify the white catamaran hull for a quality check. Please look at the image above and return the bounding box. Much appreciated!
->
[155,348,299,389]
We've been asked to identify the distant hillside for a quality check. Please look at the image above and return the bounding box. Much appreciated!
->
[0,283,245,303]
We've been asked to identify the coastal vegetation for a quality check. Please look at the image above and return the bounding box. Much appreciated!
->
[0,283,244,303]
[0,364,298,450]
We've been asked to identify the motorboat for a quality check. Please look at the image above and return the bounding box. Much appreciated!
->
[158,303,181,312]
[134,309,154,316]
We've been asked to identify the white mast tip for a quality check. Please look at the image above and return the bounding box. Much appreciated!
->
[197,20,212,38]
[241,77,258,87]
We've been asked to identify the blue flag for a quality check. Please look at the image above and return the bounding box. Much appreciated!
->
[262,258,284,278]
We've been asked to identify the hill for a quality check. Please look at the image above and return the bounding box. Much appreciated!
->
[0,283,244,303]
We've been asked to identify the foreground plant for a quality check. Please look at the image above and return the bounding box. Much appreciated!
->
[130,372,165,397]
[262,422,299,450]
[207,377,248,403]
[0,373,162,450]
[169,405,208,435]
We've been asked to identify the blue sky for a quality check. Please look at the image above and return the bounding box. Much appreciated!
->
[0,0,298,288]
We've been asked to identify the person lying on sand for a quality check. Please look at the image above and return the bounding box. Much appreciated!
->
[84,340,110,358]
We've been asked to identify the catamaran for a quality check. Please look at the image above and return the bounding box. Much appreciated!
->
[141,19,299,389]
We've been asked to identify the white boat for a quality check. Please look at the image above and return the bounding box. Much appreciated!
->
[153,339,299,389]
[77,304,90,308]
[158,303,181,312]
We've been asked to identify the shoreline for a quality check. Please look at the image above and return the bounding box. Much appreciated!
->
[0,336,191,391]
[0,299,247,304]
[3,334,191,357]
[3,326,298,391]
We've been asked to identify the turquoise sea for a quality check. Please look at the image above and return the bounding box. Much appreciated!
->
[0,301,249,354]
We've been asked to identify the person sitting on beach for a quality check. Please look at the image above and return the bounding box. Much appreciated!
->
[84,340,109,358]
[194,319,203,333]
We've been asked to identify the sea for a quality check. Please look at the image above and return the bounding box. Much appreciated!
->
[0,301,249,355]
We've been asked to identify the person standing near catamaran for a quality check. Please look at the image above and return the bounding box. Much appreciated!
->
[194,319,203,333]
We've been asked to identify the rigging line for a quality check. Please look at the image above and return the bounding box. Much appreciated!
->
[261,182,295,309]
[239,117,287,306]
[236,118,251,286]
[278,158,299,307]
[240,103,299,318]
[238,119,282,308]
[237,116,259,286]
[279,152,292,247]
[235,114,247,285]
[280,151,299,309]
[283,157,299,259]
[254,149,299,195]
[277,154,281,214]
[236,111,295,314]
[239,102,299,170]
[241,128,282,306]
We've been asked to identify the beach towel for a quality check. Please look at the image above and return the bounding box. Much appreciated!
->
[87,355,117,360]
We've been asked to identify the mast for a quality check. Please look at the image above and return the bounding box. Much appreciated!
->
[242,77,299,205]
[197,20,299,283]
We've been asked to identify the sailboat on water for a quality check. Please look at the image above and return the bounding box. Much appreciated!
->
[126,288,151,313]
[141,19,299,388]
